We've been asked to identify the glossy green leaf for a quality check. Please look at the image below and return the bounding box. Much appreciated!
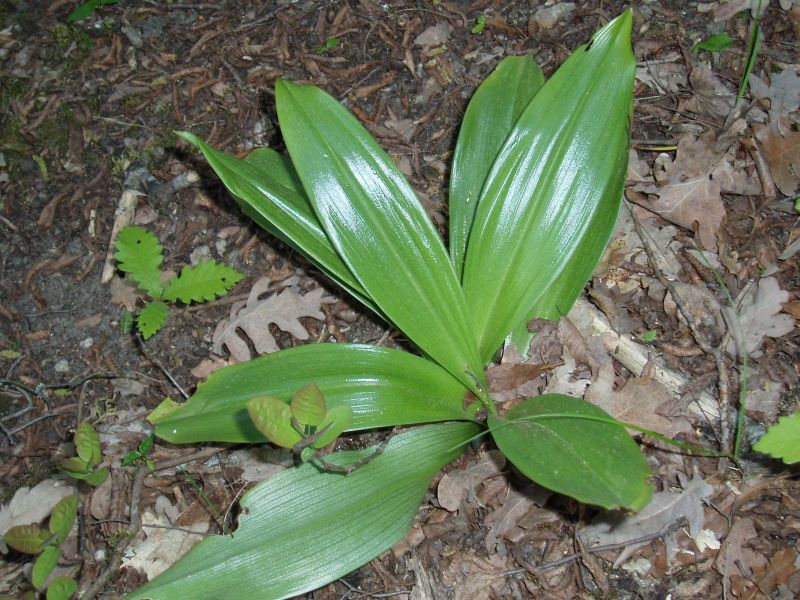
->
[33,546,60,589]
[313,404,353,448]
[75,421,102,466]
[49,495,78,543]
[462,11,635,362]
[177,132,376,313]
[126,422,479,600]
[46,576,77,600]
[488,394,652,511]
[290,384,326,428]
[246,396,302,449]
[449,55,544,279]
[3,524,49,554]
[275,80,487,398]
[151,344,473,444]
[243,147,305,193]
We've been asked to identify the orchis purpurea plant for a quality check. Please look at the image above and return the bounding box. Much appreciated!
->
[129,11,650,600]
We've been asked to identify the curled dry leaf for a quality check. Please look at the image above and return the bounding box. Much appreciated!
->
[723,277,795,357]
[484,484,552,550]
[437,450,506,512]
[585,363,694,439]
[213,277,335,362]
[579,473,713,566]
[755,125,800,197]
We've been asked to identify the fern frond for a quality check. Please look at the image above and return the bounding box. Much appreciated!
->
[163,260,244,304]
[114,226,164,298]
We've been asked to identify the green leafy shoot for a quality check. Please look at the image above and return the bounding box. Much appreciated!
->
[471,15,486,34]
[641,329,658,343]
[248,384,362,471]
[737,2,763,106]
[122,433,156,469]
[47,576,78,600]
[113,225,243,339]
[316,36,340,54]
[691,33,733,55]
[67,0,120,23]
[3,495,79,592]
[62,421,109,486]
[753,412,800,464]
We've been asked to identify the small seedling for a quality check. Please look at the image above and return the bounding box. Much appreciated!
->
[114,225,243,339]
[67,0,120,23]
[3,494,79,599]
[471,15,486,34]
[122,433,156,469]
[316,37,340,55]
[641,329,658,343]
[246,384,386,472]
[61,421,109,486]
[691,33,733,55]
[754,412,800,464]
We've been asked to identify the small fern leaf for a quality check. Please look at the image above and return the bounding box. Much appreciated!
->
[138,301,170,339]
[754,412,800,464]
[114,226,164,298]
[163,260,243,304]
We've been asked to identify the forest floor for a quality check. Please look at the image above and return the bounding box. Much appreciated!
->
[1,1,799,598]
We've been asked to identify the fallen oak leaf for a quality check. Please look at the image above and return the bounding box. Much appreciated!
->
[579,473,712,566]
[723,276,795,357]
[213,277,335,362]
[754,125,800,197]
[437,450,506,512]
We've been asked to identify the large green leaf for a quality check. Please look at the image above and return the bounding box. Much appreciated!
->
[127,422,480,600]
[488,394,651,511]
[449,55,544,280]
[177,132,377,313]
[275,80,487,399]
[151,344,474,443]
[462,11,635,362]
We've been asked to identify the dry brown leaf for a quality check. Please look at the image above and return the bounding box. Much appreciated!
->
[122,503,210,580]
[437,450,506,512]
[0,480,75,541]
[749,70,800,136]
[580,473,713,566]
[715,517,769,596]
[636,62,687,95]
[413,22,451,48]
[442,553,511,600]
[683,64,735,120]
[723,277,795,357]
[109,275,143,311]
[484,485,551,551]
[212,277,334,362]
[745,547,798,600]
[631,135,728,250]
[585,364,694,438]
[755,125,800,197]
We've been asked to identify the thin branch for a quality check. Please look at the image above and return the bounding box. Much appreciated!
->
[81,447,225,600]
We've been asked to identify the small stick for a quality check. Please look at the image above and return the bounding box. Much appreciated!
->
[81,447,225,600]
[628,205,732,457]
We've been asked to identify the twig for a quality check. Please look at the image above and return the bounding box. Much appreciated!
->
[81,447,225,600]
[503,520,684,576]
[628,204,732,457]
[135,334,189,400]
